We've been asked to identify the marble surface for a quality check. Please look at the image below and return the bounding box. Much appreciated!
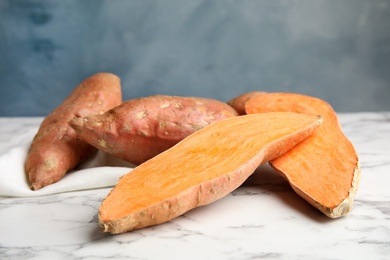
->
[0,113,389,259]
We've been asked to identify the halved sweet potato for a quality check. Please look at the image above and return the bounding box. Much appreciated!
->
[99,112,322,233]
[244,92,360,218]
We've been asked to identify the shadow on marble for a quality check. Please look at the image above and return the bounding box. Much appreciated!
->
[243,163,335,224]
[84,163,339,241]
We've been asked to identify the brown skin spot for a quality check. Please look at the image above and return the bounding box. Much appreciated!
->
[200,120,209,126]
[43,157,58,171]
[159,121,167,128]
[138,131,146,137]
[93,121,103,127]
[160,103,170,109]
[191,124,205,131]
[98,139,107,148]
[174,102,183,110]
[135,111,148,120]
[122,123,131,132]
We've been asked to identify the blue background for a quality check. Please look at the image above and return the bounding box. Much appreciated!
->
[1,0,389,116]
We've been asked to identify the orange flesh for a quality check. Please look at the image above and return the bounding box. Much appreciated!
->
[227,91,265,115]
[99,112,322,225]
[245,93,359,210]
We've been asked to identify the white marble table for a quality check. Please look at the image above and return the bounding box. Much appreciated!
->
[0,113,389,260]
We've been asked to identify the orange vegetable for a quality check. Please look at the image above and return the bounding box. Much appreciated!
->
[25,73,122,190]
[99,112,322,233]
[70,95,238,165]
[244,92,360,218]
[227,91,265,115]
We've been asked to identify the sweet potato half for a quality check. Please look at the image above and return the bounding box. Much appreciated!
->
[237,92,360,218]
[25,73,122,190]
[70,95,239,165]
[99,112,322,233]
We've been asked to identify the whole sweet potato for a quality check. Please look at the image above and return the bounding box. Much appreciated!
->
[70,95,239,165]
[25,73,122,190]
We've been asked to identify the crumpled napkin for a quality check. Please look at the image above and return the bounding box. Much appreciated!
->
[0,142,134,197]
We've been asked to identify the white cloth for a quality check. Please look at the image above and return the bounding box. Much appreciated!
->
[0,142,134,197]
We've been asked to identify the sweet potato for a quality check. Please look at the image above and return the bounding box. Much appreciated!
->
[243,92,360,218]
[25,73,122,190]
[70,95,239,165]
[98,112,322,233]
[227,91,265,115]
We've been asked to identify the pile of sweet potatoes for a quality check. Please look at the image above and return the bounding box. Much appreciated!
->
[25,73,239,190]
[25,72,360,234]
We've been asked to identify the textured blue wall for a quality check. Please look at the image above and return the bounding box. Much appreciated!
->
[1,0,389,116]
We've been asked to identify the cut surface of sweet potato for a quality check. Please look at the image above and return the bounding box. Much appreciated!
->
[99,112,322,233]
[245,92,360,218]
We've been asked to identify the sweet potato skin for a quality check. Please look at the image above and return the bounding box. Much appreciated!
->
[25,73,122,190]
[70,95,239,165]
[98,112,323,233]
